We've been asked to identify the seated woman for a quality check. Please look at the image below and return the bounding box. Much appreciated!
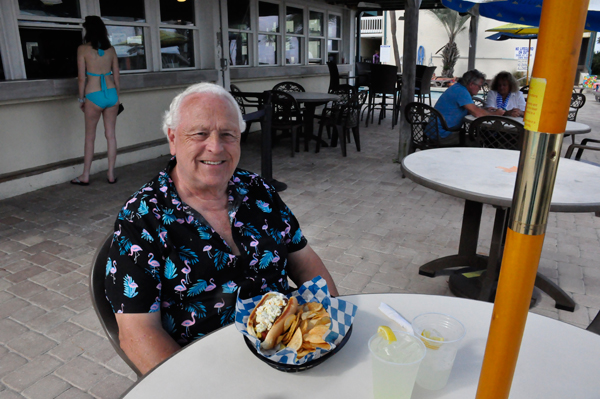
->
[105,82,339,375]
[484,71,526,117]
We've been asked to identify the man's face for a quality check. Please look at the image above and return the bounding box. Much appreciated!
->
[468,79,484,96]
[167,92,241,193]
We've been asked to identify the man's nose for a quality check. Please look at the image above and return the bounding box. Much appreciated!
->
[205,132,224,151]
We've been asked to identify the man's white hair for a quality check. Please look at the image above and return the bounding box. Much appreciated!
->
[162,82,245,136]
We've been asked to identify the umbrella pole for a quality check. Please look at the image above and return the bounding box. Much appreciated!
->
[475,1,589,399]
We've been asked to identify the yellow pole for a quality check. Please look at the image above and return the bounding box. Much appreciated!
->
[475,2,589,399]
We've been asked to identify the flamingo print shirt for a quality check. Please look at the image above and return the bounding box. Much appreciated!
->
[105,157,307,346]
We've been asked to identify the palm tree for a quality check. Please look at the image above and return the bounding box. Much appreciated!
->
[429,9,470,78]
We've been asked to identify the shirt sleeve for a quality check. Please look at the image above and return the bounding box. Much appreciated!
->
[515,92,526,111]
[105,217,162,314]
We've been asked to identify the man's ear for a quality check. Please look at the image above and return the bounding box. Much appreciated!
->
[167,128,177,156]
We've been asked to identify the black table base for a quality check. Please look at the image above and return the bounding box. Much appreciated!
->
[418,199,575,312]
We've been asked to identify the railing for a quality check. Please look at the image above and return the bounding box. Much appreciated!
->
[361,16,383,36]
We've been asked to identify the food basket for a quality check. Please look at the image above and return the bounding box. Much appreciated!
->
[235,276,357,372]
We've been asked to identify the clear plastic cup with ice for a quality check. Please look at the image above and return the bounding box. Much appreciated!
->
[369,329,426,399]
[412,313,466,390]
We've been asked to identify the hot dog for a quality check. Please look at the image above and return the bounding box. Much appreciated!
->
[247,292,298,350]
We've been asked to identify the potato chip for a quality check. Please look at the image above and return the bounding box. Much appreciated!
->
[287,327,303,351]
[283,314,296,331]
[308,324,330,337]
[314,342,331,350]
[299,319,309,334]
[306,302,323,312]
[297,349,311,359]
[314,316,331,327]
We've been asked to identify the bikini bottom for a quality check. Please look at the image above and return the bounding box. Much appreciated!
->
[86,88,118,109]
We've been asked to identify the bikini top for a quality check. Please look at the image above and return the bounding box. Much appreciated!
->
[86,49,112,96]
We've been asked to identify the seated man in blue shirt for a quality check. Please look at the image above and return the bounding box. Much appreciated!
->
[434,69,505,145]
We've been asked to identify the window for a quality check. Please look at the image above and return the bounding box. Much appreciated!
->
[18,0,80,18]
[159,0,196,69]
[308,11,324,65]
[327,14,341,63]
[258,2,279,65]
[19,27,80,79]
[0,49,5,80]
[228,0,251,66]
[100,1,148,71]
[285,6,303,65]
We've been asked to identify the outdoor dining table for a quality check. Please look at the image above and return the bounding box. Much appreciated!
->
[463,114,591,142]
[289,92,339,151]
[120,293,600,399]
[402,147,600,312]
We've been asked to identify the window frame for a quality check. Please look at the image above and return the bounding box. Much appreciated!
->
[327,11,342,64]
[256,0,281,67]
[227,0,254,67]
[308,8,325,65]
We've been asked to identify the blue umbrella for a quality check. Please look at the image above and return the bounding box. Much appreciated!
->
[441,0,600,31]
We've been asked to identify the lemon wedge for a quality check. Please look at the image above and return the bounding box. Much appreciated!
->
[377,325,397,344]
[421,329,444,350]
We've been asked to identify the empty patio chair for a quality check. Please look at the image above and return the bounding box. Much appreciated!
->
[365,63,399,127]
[414,65,436,105]
[231,90,264,142]
[90,233,143,377]
[272,81,305,93]
[271,90,303,156]
[468,116,524,150]
[404,102,463,153]
[565,138,600,161]
[316,84,361,157]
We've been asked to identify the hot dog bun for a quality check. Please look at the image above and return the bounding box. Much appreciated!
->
[248,292,298,350]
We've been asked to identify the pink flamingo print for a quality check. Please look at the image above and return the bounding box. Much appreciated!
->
[174,279,187,299]
[234,220,243,228]
[185,215,194,224]
[152,208,161,219]
[148,253,160,276]
[149,198,158,204]
[181,311,196,336]
[205,278,216,292]
[249,253,258,268]
[249,236,259,252]
[109,260,117,283]
[272,250,280,264]
[129,245,143,263]
[182,260,192,283]
[117,303,124,313]
[262,219,269,232]
[214,299,225,314]
[261,278,267,290]
[156,282,162,290]
[162,301,171,308]
[172,198,182,210]
[281,220,291,238]
[150,297,160,312]
[203,245,213,259]
[158,230,167,247]
[178,333,188,345]
[115,224,122,237]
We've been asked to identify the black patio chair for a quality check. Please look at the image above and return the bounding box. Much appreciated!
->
[271,90,303,157]
[565,138,600,161]
[316,84,361,157]
[230,91,264,142]
[472,96,486,107]
[355,61,372,89]
[481,81,490,100]
[90,233,143,378]
[468,116,524,150]
[404,102,463,153]
[414,65,436,105]
[272,81,305,93]
[365,63,399,127]
[327,61,344,93]
[568,92,586,121]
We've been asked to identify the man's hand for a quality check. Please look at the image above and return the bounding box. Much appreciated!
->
[116,312,181,375]
[504,108,524,117]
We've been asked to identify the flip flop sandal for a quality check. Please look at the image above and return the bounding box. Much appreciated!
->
[70,178,89,186]
[107,178,118,184]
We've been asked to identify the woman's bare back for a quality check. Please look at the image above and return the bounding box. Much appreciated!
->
[78,43,117,94]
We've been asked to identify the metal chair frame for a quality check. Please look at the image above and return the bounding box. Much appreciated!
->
[316,84,361,157]
[272,81,305,93]
[468,116,524,150]
[271,90,303,157]
[365,64,399,128]
[404,102,463,153]
[414,65,436,105]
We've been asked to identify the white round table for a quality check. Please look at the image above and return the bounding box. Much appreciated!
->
[121,294,600,399]
[401,147,600,310]
[463,114,591,135]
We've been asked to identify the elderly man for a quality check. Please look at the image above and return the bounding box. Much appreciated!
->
[434,69,505,144]
[105,82,339,374]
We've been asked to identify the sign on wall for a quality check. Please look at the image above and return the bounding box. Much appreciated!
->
[380,45,391,63]
[515,46,534,72]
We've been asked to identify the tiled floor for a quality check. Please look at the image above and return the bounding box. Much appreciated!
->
[1,92,600,398]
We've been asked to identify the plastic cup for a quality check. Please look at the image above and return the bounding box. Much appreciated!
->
[412,313,466,391]
[369,329,426,399]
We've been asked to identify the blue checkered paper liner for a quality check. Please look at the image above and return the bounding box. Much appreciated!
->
[235,276,357,365]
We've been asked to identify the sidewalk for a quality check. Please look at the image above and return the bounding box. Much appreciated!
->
[1,92,600,398]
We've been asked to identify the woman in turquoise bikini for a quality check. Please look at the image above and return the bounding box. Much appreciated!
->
[71,16,120,186]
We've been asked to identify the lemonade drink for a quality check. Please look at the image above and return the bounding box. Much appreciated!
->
[369,330,426,399]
